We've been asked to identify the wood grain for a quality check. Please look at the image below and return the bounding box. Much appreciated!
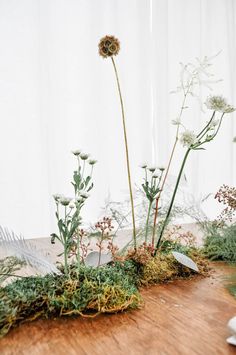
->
[0,262,236,355]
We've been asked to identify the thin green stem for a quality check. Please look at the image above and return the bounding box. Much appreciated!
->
[145,200,152,243]
[154,148,191,253]
[64,246,68,275]
[151,85,191,244]
[196,111,215,139]
[81,161,85,182]
[111,56,137,249]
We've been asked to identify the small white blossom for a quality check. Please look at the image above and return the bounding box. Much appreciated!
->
[140,163,147,169]
[88,159,97,165]
[148,166,156,173]
[69,201,76,209]
[80,153,90,160]
[53,194,63,202]
[153,174,159,179]
[205,95,227,112]
[75,196,84,203]
[72,149,82,156]
[80,192,89,199]
[158,166,165,172]
[59,197,72,206]
[180,130,197,148]
[205,95,235,113]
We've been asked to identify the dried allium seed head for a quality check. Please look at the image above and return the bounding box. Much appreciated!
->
[98,35,120,58]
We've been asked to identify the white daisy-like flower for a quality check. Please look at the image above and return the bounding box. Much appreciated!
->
[80,153,90,160]
[88,159,97,165]
[148,166,156,173]
[53,194,63,202]
[180,130,197,148]
[59,197,72,206]
[140,163,147,169]
[69,201,76,209]
[72,149,82,156]
[153,174,159,179]
[158,166,165,172]
[80,192,89,199]
[75,196,84,203]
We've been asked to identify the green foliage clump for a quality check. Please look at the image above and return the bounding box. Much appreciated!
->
[138,248,209,286]
[226,271,236,302]
[203,223,236,262]
[0,261,141,338]
[0,249,209,338]
[0,257,25,285]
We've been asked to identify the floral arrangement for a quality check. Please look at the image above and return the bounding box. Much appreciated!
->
[0,35,235,338]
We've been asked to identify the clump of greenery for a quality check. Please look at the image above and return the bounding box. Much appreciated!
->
[227,273,236,300]
[0,257,25,285]
[0,261,141,338]
[126,245,209,286]
[51,150,96,275]
[203,223,236,262]
[0,246,209,338]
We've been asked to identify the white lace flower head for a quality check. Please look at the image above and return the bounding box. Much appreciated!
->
[205,95,235,113]
[180,130,197,148]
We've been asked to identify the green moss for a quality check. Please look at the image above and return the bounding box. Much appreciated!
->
[0,250,208,338]
[0,261,141,338]
[138,249,209,286]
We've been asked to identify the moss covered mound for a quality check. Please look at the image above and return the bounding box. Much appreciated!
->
[0,250,209,338]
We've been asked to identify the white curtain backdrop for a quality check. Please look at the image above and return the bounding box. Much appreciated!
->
[0,0,235,238]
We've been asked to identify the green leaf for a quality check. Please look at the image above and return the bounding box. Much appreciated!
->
[87,183,94,192]
[85,176,91,187]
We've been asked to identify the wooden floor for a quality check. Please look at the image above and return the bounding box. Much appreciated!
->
[0,263,236,355]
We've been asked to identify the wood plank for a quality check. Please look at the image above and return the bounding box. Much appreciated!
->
[0,263,236,355]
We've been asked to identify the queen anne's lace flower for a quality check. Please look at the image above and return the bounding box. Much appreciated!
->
[180,130,197,148]
[205,95,235,113]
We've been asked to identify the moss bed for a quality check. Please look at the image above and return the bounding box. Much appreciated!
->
[0,248,209,338]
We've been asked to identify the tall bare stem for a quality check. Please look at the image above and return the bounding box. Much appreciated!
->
[111,57,137,249]
[152,88,189,244]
